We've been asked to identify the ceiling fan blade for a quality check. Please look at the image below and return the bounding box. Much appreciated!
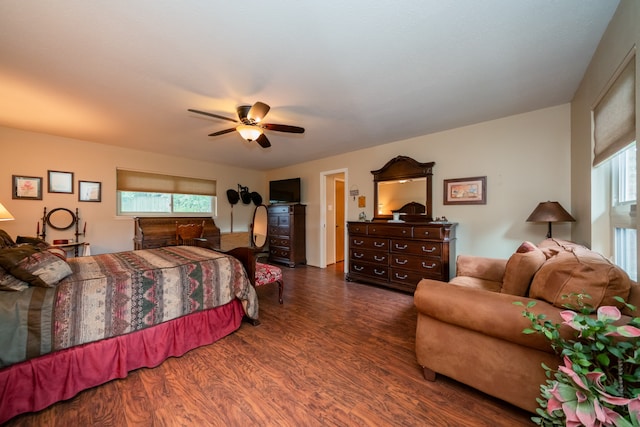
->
[208,128,236,137]
[236,105,251,123]
[263,123,305,133]
[247,102,270,123]
[256,133,271,148]
[188,109,238,123]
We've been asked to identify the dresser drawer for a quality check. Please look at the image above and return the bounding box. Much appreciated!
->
[390,253,442,276]
[270,247,291,259]
[389,268,426,287]
[268,205,291,215]
[349,261,389,280]
[268,226,290,237]
[349,236,388,251]
[348,222,368,235]
[413,226,444,240]
[350,248,389,264]
[269,236,290,248]
[390,240,442,257]
[367,224,413,238]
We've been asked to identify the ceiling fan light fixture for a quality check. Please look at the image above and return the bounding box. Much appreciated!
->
[236,124,263,141]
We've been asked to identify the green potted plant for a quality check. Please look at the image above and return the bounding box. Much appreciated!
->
[515,295,640,426]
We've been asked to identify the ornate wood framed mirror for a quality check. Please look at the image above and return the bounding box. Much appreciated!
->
[46,207,77,230]
[371,156,434,222]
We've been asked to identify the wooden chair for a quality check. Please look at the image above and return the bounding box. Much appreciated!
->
[175,221,205,246]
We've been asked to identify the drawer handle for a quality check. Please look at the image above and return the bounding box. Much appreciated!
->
[374,269,386,276]
[354,265,364,271]
[422,262,437,269]
[374,255,386,262]
[422,231,430,236]
[395,259,408,265]
[395,243,408,250]
[374,242,385,248]
[354,252,364,259]
[395,273,408,280]
[421,246,436,253]
[354,240,364,246]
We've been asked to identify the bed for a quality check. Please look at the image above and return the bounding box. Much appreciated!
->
[0,229,258,423]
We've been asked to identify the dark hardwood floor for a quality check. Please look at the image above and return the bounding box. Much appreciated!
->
[6,262,533,426]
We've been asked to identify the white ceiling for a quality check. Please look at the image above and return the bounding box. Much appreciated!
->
[0,1,618,171]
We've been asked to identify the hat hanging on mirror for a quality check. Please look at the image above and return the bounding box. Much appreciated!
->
[250,192,262,206]
[239,185,252,204]
[226,189,240,205]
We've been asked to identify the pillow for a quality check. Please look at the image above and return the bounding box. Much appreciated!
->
[500,241,546,296]
[16,235,50,249]
[529,246,631,309]
[0,266,29,291]
[0,246,72,287]
[0,230,15,249]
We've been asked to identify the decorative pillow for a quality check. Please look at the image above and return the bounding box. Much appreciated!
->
[0,246,72,287]
[16,235,50,250]
[0,266,29,291]
[529,246,631,309]
[500,241,547,296]
[0,230,15,249]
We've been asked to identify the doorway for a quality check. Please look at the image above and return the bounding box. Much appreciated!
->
[319,169,347,270]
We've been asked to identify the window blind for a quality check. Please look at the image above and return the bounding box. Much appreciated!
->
[593,56,636,167]
[116,170,216,196]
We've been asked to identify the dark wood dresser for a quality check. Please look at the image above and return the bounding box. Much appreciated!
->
[346,221,456,292]
[267,204,306,267]
[133,217,220,250]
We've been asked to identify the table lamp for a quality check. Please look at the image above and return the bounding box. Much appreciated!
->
[526,201,575,238]
[0,202,14,221]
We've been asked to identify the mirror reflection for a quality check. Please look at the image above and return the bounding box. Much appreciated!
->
[377,178,426,215]
[251,205,268,249]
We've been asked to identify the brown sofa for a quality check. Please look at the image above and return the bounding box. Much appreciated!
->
[414,238,639,413]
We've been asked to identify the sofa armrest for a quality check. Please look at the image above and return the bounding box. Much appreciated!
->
[414,279,567,353]
[455,255,507,283]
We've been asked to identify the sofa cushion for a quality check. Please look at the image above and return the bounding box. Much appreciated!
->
[500,241,547,296]
[450,275,503,292]
[529,245,631,309]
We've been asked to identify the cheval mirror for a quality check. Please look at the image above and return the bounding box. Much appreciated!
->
[372,155,434,222]
[251,204,268,249]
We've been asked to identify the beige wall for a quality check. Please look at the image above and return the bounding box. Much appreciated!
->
[268,104,572,267]
[1,126,266,254]
[570,0,639,257]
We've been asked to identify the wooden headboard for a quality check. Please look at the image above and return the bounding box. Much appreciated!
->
[133,217,220,250]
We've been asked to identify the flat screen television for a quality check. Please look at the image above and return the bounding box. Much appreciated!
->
[269,178,301,203]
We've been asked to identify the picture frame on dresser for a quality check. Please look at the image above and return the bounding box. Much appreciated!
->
[443,176,486,205]
[48,170,74,194]
[79,181,101,202]
[12,175,43,200]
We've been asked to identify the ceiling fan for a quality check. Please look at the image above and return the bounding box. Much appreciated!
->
[188,101,304,148]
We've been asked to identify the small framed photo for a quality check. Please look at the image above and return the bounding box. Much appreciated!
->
[79,181,102,202]
[444,176,487,205]
[48,170,74,194]
[12,175,43,200]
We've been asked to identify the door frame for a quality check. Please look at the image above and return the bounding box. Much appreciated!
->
[319,168,348,270]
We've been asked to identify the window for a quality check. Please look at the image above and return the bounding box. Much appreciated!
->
[610,143,637,280]
[116,170,216,216]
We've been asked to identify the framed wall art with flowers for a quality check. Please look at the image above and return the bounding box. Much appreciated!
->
[12,175,43,200]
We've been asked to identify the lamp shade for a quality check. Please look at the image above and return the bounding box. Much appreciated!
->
[236,125,263,142]
[526,201,575,223]
[0,203,14,221]
[526,201,575,238]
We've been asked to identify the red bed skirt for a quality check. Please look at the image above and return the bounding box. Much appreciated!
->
[0,299,245,424]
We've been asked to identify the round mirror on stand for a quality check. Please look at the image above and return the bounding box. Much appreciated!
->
[251,204,268,250]
[46,207,77,230]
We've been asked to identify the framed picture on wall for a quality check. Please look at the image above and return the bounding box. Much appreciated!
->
[48,170,74,194]
[79,181,102,202]
[443,176,487,205]
[12,175,43,200]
